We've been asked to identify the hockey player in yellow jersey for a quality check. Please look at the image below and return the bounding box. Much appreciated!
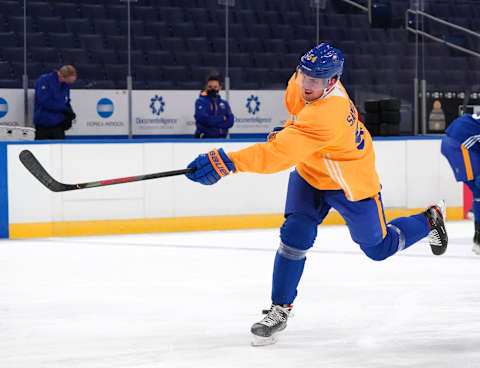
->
[185,42,448,346]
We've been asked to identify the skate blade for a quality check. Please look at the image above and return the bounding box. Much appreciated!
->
[472,244,480,255]
[251,334,278,347]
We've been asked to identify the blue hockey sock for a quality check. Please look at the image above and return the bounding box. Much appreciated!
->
[389,213,430,250]
[271,251,305,305]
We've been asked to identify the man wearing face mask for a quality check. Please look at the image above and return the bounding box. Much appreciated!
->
[194,74,234,139]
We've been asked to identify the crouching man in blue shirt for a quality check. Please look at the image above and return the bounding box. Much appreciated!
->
[194,74,234,139]
[34,65,77,140]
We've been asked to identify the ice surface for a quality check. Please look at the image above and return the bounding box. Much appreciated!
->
[1,221,479,368]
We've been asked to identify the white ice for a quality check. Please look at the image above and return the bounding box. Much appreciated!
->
[1,221,479,368]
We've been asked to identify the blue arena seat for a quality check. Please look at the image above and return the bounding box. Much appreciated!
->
[185,8,211,23]
[269,68,292,85]
[349,28,370,42]
[261,10,284,25]
[90,50,118,65]
[174,51,203,67]
[48,32,77,48]
[255,53,282,69]
[60,48,90,64]
[349,14,369,28]
[191,66,222,83]
[352,55,375,69]
[80,4,107,19]
[270,25,292,40]
[157,7,186,23]
[287,39,312,54]
[272,38,296,53]
[177,81,203,90]
[30,47,60,64]
[7,16,36,33]
[144,21,169,38]
[237,38,264,53]
[227,66,244,88]
[0,31,18,48]
[133,6,159,22]
[52,2,79,18]
[135,65,162,82]
[375,69,396,85]
[132,36,158,51]
[37,16,67,33]
[280,53,299,69]
[0,78,20,88]
[201,52,224,67]
[2,47,25,63]
[186,37,211,52]
[170,23,198,38]
[93,19,121,36]
[105,5,125,20]
[159,37,187,52]
[18,32,49,48]
[146,50,176,66]
[162,65,189,82]
[119,20,146,36]
[0,61,12,79]
[246,24,272,39]
[76,63,106,81]
[148,80,175,89]
[28,1,55,17]
[1,1,23,17]
[229,52,253,68]
[78,34,105,51]
[65,18,93,35]
[211,37,241,53]
[104,63,127,82]
[350,69,372,85]
[381,55,403,71]
[195,23,223,38]
[117,50,147,65]
[12,62,44,79]
[228,24,248,39]
[91,80,116,89]
[0,0,470,97]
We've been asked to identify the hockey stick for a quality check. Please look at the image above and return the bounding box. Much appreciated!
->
[19,149,194,192]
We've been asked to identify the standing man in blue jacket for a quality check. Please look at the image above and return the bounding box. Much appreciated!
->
[194,75,234,139]
[34,65,77,140]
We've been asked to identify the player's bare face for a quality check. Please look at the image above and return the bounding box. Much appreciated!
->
[296,71,327,101]
[302,87,324,101]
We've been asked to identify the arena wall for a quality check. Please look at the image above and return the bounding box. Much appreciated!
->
[2,137,463,239]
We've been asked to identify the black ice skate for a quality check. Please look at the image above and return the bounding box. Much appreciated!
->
[423,200,448,255]
[472,221,480,255]
[251,304,292,346]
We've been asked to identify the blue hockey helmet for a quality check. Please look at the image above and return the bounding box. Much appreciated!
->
[298,42,344,81]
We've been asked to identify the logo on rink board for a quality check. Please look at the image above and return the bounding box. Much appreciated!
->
[0,97,8,118]
[97,98,114,118]
[246,95,260,115]
[149,95,165,115]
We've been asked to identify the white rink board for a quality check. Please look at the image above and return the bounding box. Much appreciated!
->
[0,89,34,127]
[8,139,462,224]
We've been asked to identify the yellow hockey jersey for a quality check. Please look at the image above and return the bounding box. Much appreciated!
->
[228,75,381,201]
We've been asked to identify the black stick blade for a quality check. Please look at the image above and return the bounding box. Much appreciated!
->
[19,150,76,192]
